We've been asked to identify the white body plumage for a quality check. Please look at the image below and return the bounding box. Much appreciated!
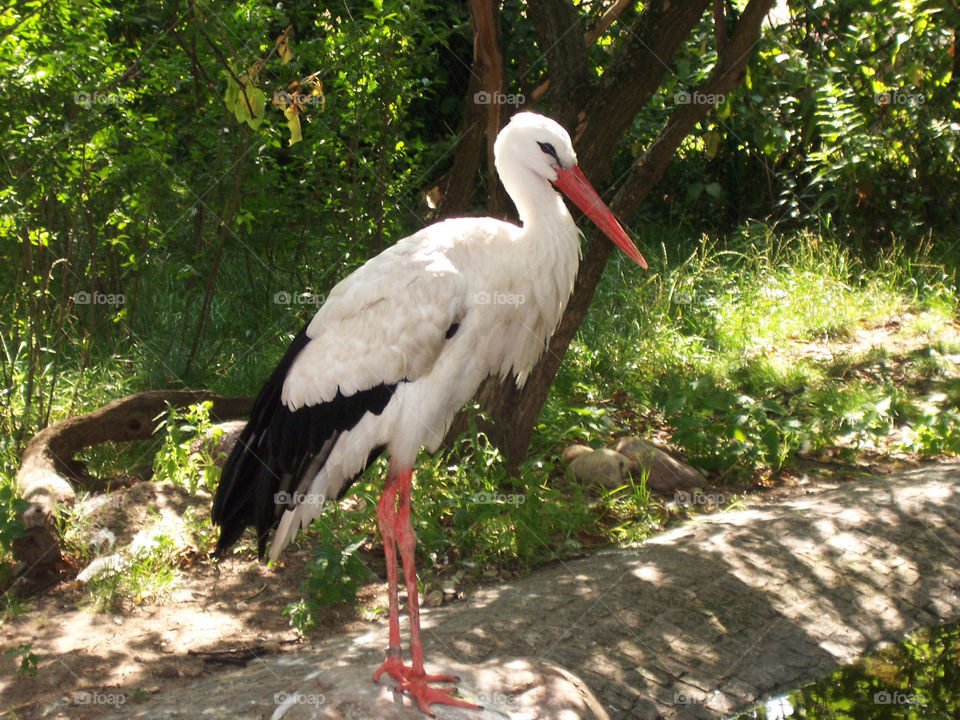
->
[272,208,581,559]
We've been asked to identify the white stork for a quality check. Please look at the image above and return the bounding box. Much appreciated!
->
[212,111,647,716]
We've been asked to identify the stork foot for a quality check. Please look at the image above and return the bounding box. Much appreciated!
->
[373,650,480,716]
[396,676,482,717]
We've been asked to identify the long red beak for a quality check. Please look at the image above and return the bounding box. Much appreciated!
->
[552,165,647,269]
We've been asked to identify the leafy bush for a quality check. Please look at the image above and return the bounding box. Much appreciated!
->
[283,522,371,634]
[0,484,27,557]
[152,402,224,494]
[899,402,960,456]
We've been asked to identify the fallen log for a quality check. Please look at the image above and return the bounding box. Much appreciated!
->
[12,390,252,593]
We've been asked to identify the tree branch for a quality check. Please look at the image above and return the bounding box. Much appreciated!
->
[584,0,634,46]
[435,0,505,218]
[613,0,776,209]
[576,0,712,176]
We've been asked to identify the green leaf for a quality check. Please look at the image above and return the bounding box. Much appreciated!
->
[285,106,302,145]
[244,87,266,129]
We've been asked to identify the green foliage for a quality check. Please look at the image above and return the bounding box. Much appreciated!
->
[4,642,39,677]
[732,620,960,718]
[0,0,461,430]
[0,483,28,556]
[899,401,960,456]
[152,402,224,494]
[409,430,590,572]
[548,228,958,482]
[668,382,803,474]
[0,481,28,598]
[283,524,370,633]
[84,533,179,612]
[627,0,960,245]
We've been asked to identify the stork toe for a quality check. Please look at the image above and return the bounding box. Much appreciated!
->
[396,676,481,717]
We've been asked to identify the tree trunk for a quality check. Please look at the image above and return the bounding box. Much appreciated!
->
[459,0,775,472]
[435,0,506,219]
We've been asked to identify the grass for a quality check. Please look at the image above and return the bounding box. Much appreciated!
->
[82,535,180,612]
[542,228,959,480]
[1,226,959,625]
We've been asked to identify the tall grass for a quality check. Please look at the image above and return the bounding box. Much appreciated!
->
[540,228,958,477]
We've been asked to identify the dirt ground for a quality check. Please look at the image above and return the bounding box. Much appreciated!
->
[2,542,389,719]
[2,315,958,719]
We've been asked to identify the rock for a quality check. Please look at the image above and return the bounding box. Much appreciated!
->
[425,589,444,608]
[76,553,130,583]
[69,481,203,551]
[614,437,705,494]
[191,420,248,467]
[568,448,631,490]
[561,444,594,465]
[99,655,611,720]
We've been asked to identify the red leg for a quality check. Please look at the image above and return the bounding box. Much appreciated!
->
[372,468,405,684]
[393,468,481,717]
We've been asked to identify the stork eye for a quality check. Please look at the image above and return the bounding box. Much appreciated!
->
[537,141,559,162]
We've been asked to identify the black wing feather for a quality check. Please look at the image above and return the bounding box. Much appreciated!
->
[212,322,394,559]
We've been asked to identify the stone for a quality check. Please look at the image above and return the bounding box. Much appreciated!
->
[561,444,595,465]
[192,420,248,467]
[614,436,705,494]
[69,481,202,550]
[568,448,631,489]
[97,656,612,720]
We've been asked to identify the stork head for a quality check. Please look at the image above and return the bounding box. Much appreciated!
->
[494,112,647,268]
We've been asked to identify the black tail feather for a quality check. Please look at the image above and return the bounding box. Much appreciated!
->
[211,323,395,560]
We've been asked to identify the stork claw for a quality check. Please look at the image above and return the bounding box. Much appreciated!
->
[395,677,482,717]
[372,652,407,684]
[374,653,480,716]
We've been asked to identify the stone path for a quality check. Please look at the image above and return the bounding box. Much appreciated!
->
[101,462,960,719]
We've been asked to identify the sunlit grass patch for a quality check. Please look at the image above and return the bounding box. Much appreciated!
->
[546,228,959,481]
